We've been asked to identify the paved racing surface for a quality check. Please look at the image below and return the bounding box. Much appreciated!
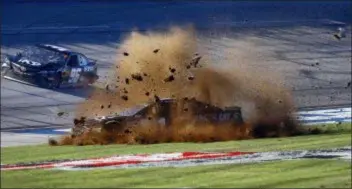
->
[1,1,351,146]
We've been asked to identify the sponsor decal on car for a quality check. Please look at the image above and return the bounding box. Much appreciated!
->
[18,58,42,66]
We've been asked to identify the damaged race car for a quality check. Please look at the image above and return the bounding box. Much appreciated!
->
[70,98,245,138]
[1,44,99,89]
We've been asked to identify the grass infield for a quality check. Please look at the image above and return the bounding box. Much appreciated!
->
[1,123,351,188]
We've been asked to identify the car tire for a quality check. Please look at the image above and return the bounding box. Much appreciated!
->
[46,73,62,89]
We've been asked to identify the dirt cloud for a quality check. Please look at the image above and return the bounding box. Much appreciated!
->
[66,26,298,145]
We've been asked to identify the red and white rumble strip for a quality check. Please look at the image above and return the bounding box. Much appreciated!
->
[1,147,350,171]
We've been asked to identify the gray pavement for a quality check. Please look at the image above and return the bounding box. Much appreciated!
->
[1,132,58,147]
[1,1,351,147]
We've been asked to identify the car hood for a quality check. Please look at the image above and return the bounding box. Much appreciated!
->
[13,57,43,67]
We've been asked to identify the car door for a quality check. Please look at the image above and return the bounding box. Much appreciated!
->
[66,54,82,84]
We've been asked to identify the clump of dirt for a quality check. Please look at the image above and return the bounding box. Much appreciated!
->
[53,26,302,146]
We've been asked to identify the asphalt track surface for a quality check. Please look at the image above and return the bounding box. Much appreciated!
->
[1,1,351,136]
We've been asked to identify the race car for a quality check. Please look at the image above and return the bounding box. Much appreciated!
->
[1,44,99,88]
[71,98,245,137]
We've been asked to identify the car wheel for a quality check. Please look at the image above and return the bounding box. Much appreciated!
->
[46,73,62,89]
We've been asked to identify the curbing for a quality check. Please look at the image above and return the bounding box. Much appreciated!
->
[1,147,351,171]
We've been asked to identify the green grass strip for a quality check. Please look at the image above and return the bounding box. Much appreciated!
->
[1,123,350,164]
[1,123,351,188]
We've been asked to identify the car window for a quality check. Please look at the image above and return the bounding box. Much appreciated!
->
[68,55,79,67]
[78,54,88,66]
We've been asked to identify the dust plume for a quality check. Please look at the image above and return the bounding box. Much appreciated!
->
[75,26,200,117]
[63,26,299,146]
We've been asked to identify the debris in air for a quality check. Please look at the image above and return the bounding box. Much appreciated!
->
[188,76,194,81]
[334,27,347,40]
[121,95,129,101]
[48,138,58,146]
[190,56,201,68]
[57,112,65,117]
[123,52,129,56]
[333,34,341,40]
[73,117,86,125]
[124,129,132,134]
[169,68,176,73]
[154,95,160,102]
[164,75,175,82]
[153,49,160,53]
[131,73,143,81]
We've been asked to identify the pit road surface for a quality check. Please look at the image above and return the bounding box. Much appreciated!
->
[1,1,351,146]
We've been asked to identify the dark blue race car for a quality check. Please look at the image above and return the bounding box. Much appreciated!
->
[1,44,99,89]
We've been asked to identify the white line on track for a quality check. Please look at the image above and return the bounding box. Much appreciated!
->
[55,129,71,132]
[295,107,352,124]
[2,75,37,87]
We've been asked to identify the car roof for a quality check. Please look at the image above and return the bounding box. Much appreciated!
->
[120,98,174,115]
[35,44,73,54]
[94,98,174,120]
